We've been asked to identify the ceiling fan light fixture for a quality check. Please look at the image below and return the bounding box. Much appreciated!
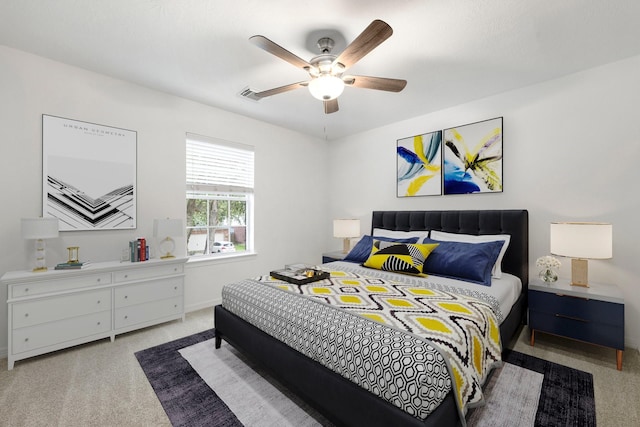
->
[308,74,345,101]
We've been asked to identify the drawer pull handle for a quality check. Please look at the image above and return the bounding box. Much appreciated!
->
[97,322,101,326]
[124,315,128,319]
[97,278,101,282]
[555,313,589,323]
[174,286,178,290]
[97,300,101,304]
[124,296,128,299]
[25,313,29,317]
[24,338,29,342]
[124,275,128,278]
[25,288,29,293]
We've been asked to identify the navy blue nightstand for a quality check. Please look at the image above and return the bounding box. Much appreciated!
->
[322,251,347,264]
[529,279,625,370]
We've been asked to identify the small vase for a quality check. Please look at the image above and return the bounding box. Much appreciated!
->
[539,268,558,283]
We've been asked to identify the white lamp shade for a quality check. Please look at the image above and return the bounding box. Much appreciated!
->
[550,222,612,259]
[308,75,345,101]
[21,217,59,239]
[153,219,183,238]
[333,219,361,238]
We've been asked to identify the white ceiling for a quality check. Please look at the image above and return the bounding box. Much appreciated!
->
[2,0,640,140]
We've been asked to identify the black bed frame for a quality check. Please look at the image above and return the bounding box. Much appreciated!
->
[214,209,529,427]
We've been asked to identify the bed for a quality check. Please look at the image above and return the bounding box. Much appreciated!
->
[214,209,528,427]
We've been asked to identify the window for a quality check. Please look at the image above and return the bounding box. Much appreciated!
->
[186,134,254,257]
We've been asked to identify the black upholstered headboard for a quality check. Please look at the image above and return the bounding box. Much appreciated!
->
[371,210,529,287]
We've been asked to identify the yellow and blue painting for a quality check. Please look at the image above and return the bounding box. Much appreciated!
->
[397,130,442,197]
[443,117,503,195]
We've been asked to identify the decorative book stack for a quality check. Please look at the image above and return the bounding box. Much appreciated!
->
[54,260,91,270]
[129,238,150,262]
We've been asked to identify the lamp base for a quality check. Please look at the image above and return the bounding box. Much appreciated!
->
[570,258,589,287]
[158,237,176,260]
[342,238,350,254]
[32,266,48,273]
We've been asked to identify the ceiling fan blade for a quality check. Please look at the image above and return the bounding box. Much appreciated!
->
[334,20,393,69]
[324,99,339,114]
[254,81,308,98]
[249,35,311,70]
[343,75,407,92]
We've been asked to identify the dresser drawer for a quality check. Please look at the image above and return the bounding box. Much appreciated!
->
[528,290,624,327]
[12,310,111,355]
[529,310,624,349]
[114,296,183,329]
[10,273,112,298]
[12,289,112,329]
[114,264,184,283]
[114,278,183,308]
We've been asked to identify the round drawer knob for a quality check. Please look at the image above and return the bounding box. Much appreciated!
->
[124,275,128,278]
[97,300,101,304]
[97,322,101,326]
[25,313,29,317]
[24,288,29,293]
[97,278,101,282]
[124,315,128,319]
[24,338,29,342]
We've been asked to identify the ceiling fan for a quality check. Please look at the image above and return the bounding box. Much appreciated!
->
[247,19,407,114]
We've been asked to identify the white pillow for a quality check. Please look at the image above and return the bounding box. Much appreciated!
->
[429,230,511,279]
[372,228,430,241]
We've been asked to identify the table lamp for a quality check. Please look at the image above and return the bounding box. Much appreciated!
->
[21,217,59,272]
[333,219,360,253]
[550,222,612,287]
[154,218,183,259]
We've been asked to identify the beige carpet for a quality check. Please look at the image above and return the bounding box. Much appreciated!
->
[1,308,639,427]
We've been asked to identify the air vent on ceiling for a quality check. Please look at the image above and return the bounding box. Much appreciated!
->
[238,87,261,102]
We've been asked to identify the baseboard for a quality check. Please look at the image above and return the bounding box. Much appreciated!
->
[185,298,221,314]
[0,346,7,359]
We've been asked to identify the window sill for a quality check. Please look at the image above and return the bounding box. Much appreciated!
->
[186,251,257,266]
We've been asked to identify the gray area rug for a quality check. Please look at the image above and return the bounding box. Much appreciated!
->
[135,329,596,427]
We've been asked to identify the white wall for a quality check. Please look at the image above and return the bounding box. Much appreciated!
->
[328,54,640,350]
[0,46,329,357]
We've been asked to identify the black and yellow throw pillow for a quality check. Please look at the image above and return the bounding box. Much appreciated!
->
[363,241,439,276]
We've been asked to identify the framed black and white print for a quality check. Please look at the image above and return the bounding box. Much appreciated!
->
[42,115,137,231]
[443,117,503,195]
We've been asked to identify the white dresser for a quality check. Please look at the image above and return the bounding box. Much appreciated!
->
[3,258,186,370]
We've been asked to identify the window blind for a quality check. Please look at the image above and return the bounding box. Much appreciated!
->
[186,134,254,194]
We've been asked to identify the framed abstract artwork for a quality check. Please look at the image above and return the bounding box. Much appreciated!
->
[42,115,137,231]
[397,130,442,197]
[443,117,503,195]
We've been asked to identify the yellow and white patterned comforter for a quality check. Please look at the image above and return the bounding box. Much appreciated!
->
[222,266,502,425]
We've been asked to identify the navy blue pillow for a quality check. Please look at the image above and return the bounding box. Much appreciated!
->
[421,238,503,286]
[344,235,419,263]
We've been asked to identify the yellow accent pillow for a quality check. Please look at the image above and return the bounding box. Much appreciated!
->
[363,241,439,276]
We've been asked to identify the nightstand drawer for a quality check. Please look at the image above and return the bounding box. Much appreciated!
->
[529,290,623,327]
[529,310,624,349]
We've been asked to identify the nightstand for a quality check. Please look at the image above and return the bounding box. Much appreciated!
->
[529,279,625,370]
[322,251,347,263]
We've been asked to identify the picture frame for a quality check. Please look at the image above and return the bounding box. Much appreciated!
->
[42,115,137,231]
[396,130,443,197]
[443,117,503,195]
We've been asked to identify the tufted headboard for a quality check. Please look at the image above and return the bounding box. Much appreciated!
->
[371,210,529,287]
